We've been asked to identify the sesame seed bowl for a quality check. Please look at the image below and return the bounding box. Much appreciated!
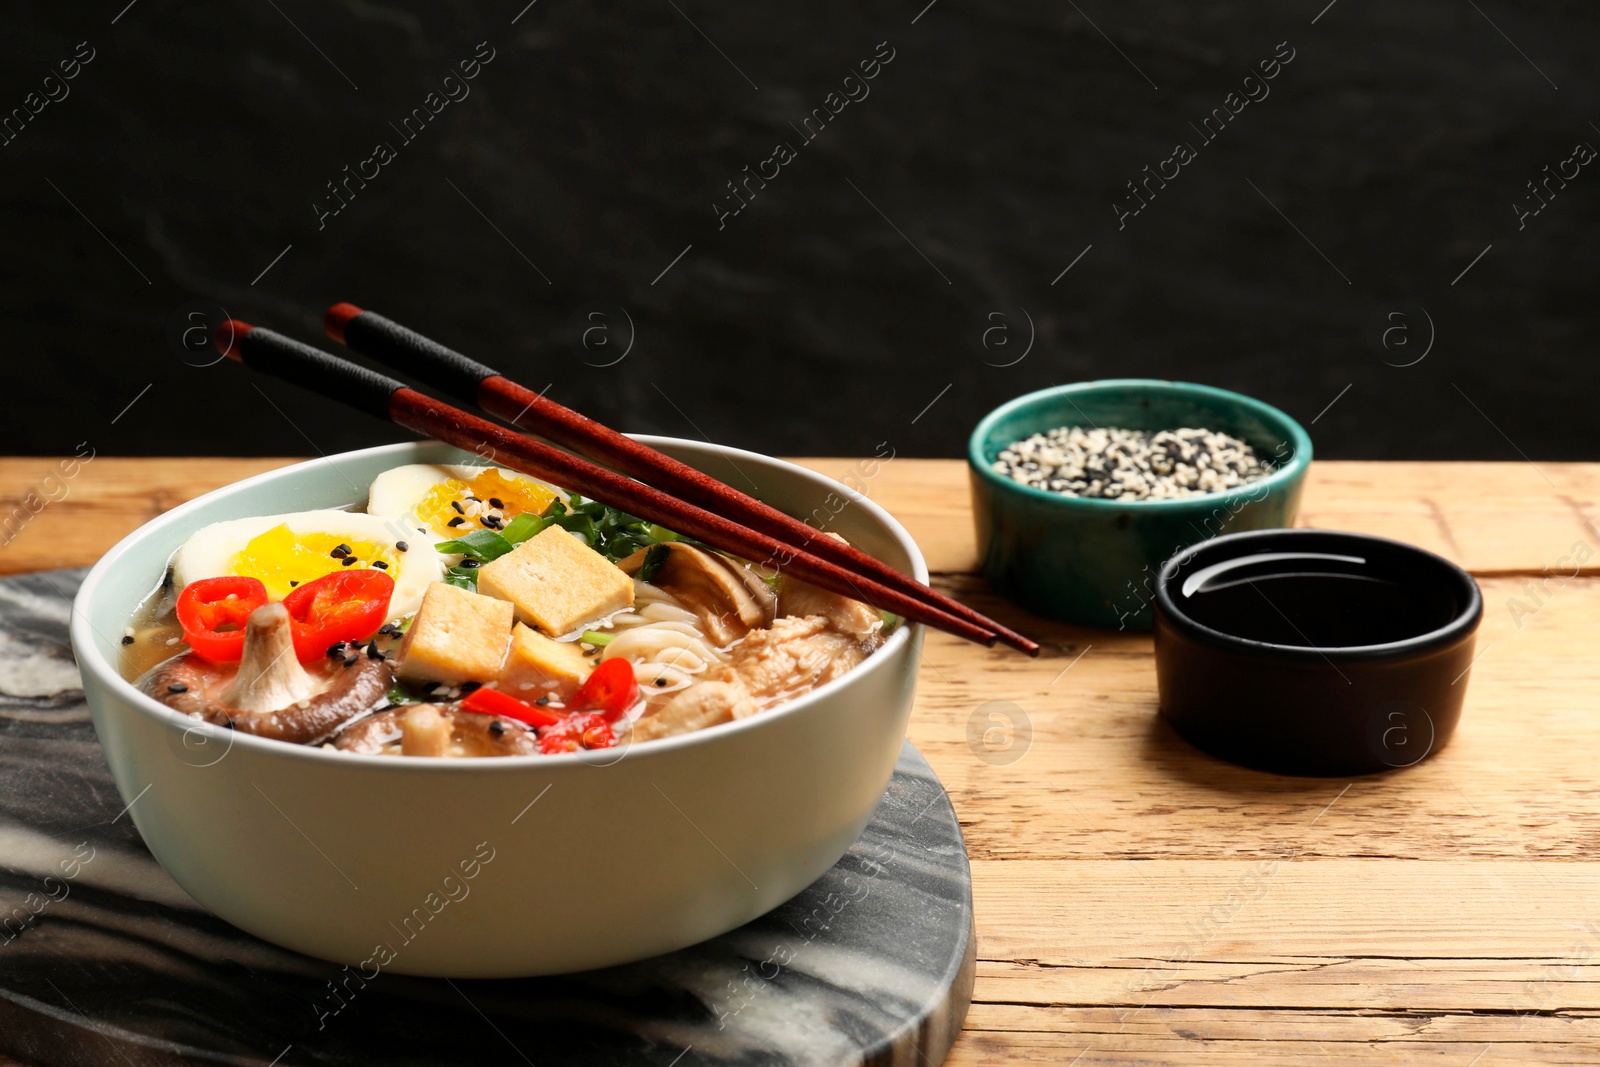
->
[968,380,1312,630]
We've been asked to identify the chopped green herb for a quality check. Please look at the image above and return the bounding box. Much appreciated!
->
[878,609,902,633]
[442,566,480,592]
[580,630,614,646]
[385,679,428,706]
[638,543,672,582]
[499,511,546,544]
[436,528,514,562]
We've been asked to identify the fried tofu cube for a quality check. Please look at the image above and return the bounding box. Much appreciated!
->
[396,581,515,684]
[477,527,634,635]
[500,623,594,691]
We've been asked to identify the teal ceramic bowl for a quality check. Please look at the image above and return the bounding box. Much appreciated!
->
[968,380,1312,630]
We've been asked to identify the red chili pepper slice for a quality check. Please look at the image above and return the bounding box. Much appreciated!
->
[571,657,640,723]
[538,712,615,755]
[459,686,563,729]
[281,569,395,662]
[175,576,270,663]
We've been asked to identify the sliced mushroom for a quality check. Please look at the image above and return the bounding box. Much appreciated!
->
[145,602,390,746]
[620,543,776,645]
[331,703,541,757]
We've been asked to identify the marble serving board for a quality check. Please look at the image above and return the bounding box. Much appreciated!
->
[0,569,974,1067]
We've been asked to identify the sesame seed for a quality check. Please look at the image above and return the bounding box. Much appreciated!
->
[460,681,482,694]
[372,560,389,570]
[448,516,465,527]
[342,556,359,566]
[535,696,550,706]
[992,426,1269,500]
[289,580,300,587]
[451,500,465,514]
[396,541,409,552]
[489,720,505,736]
[344,654,360,667]
[366,641,383,660]
[327,642,346,658]
[489,498,504,509]
[121,635,135,645]
[167,683,188,694]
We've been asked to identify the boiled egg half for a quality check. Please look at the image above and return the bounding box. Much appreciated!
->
[367,464,560,543]
[172,510,441,622]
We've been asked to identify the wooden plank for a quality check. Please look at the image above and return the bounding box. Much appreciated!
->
[906,577,1600,860]
[948,1005,1600,1066]
[0,458,288,577]
[968,859,1600,979]
[798,458,1600,577]
[4,458,1599,578]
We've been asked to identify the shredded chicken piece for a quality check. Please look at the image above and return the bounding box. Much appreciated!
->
[776,580,884,644]
[725,615,868,705]
[632,681,758,742]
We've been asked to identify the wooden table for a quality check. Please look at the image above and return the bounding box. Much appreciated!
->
[4,457,1598,1065]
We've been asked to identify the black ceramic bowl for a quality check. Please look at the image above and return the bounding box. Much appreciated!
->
[1153,529,1483,776]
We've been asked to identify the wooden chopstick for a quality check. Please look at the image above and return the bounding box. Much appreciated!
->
[323,303,1039,656]
[217,321,1005,648]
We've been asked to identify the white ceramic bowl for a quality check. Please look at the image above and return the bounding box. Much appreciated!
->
[71,439,925,977]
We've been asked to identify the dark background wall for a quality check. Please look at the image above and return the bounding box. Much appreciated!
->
[1,0,1593,460]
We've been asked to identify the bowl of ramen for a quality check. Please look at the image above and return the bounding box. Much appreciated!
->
[71,438,924,977]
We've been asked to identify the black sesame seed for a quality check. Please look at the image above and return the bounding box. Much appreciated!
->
[447,516,465,527]
[332,543,351,556]
[489,720,505,736]
[480,516,499,530]
[396,541,409,552]
[459,681,482,694]
[344,654,360,667]
[366,641,383,660]
[121,635,135,645]
[451,500,465,514]
[327,643,346,658]
[654,678,669,687]
[459,558,479,568]
[343,556,359,566]
[289,580,300,587]
[372,560,389,570]
[535,696,550,706]
[489,498,504,509]
[466,495,482,504]
[167,683,188,694]
[583,647,601,657]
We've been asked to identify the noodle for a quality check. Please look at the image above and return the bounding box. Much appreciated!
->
[600,582,728,702]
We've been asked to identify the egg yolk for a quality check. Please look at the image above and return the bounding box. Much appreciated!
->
[230,524,398,600]
[416,470,557,537]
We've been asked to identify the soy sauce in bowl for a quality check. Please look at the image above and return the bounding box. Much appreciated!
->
[1176,550,1465,650]
[1153,530,1482,776]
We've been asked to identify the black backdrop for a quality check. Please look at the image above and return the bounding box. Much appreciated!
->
[2,0,1593,459]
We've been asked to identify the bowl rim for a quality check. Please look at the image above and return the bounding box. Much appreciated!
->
[1153,527,1484,661]
[70,437,925,773]
[965,378,1313,510]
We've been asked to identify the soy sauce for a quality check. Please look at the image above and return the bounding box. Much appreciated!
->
[1179,551,1459,648]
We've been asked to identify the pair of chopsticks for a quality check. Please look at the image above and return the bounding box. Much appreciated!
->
[215,309,1038,655]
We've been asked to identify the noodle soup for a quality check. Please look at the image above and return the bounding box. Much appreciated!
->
[122,463,893,758]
